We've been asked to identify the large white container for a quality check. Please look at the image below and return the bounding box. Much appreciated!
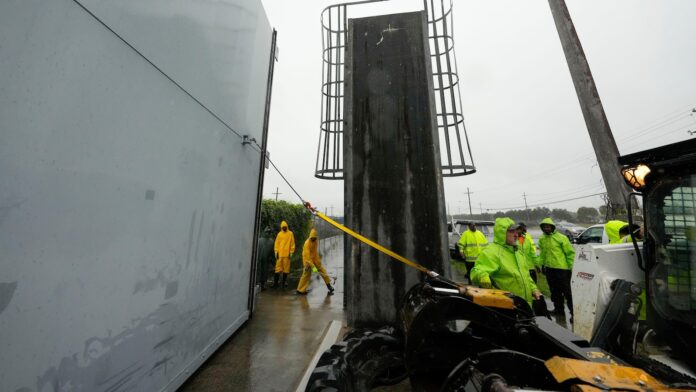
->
[0,0,274,390]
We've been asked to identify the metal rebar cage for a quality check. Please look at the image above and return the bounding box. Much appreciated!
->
[315,0,476,179]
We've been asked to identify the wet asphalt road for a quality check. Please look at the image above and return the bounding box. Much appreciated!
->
[179,235,573,391]
[179,236,345,392]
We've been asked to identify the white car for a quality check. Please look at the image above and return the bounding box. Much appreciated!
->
[574,224,609,245]
[555,221,586,241]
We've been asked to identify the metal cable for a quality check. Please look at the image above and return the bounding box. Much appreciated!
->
[250,141,307,204]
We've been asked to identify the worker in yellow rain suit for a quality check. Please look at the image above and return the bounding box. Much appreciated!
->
[456,222,489,282]
[471,217,542,306]
[296,229,335,295]
[272,221,295,288]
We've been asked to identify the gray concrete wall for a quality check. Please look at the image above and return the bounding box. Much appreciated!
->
[344,11,449,328]
[0,0,273,390]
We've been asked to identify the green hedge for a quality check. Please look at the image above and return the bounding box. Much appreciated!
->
[259,199,313,272]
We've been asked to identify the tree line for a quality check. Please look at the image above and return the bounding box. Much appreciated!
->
[452,205,610,226]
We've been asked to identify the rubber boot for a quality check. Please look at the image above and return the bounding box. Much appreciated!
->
[270,273,279,288]
[326,283,335,295]
[282,273,288,288]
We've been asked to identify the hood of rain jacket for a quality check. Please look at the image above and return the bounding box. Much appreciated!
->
[493,217,516,246]
[274,221,295,257]
[303,229,320,265]
[539,217,556,232]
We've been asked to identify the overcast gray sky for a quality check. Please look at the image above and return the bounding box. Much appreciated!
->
[259,0,696,217]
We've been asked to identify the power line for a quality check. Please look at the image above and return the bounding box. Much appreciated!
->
[481,192,606,212]
[615,103,696,141]
[621,123,694,151]
[473,104,696,194]
[472,156,596,194]
[523,179,604,198]
[524,183,606,204]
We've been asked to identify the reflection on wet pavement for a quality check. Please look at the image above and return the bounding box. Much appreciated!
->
[179,236,579,391]
[179,237,345,392]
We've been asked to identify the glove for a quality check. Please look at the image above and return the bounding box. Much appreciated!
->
[480,276,493,289]
[532,290,542,300]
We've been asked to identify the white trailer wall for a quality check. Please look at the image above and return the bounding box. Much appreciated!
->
[0,0,273,390]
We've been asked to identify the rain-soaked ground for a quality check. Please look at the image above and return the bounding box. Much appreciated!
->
[179,235,573,391]
[179,236,345,392]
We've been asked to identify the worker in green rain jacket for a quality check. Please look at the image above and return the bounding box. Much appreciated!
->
[606,220,629,244]
[516,222,540,283]
[538,218,575,319]
[471,217,541,305]
[456,222,489,281]
[296,229,335,295]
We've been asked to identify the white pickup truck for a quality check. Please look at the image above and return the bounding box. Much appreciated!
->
[574,224,609,245]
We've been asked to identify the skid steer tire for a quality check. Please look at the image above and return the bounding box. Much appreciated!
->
[306,326,407,392]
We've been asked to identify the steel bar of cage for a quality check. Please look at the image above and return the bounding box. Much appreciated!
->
[437,0,469,175]
[427,0,454,175]
[314,0,475,179]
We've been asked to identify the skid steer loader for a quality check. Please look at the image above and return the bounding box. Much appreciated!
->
[307,138,696,391]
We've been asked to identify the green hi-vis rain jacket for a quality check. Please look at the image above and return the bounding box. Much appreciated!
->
[519,232,540,270]
[606,220,628,244]
[538,218,575,270]
[471,217,539,305]
[457,229,489,261]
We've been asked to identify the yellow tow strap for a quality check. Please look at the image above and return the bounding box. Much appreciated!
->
[306,203,435,276]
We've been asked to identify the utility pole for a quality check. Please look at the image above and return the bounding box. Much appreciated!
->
[466,188,473,218]
[479,203,483,215]
[272,187,282,201]
[329,205,334,216]
[548,0,629,218]
[523,192,531,222]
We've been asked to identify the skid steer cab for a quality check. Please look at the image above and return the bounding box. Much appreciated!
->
[616,138,696,374]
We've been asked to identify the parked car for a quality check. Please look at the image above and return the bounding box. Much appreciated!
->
[574,224,608,244]
[447,219,494,260]
[555,221,585,241]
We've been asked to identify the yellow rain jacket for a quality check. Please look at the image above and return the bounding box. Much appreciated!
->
[274,221,295,257]
[297,229,331,292]
[457,229,489,261]
[538,218,575,270]
[302,229,320,267]
[471,218,539,305]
